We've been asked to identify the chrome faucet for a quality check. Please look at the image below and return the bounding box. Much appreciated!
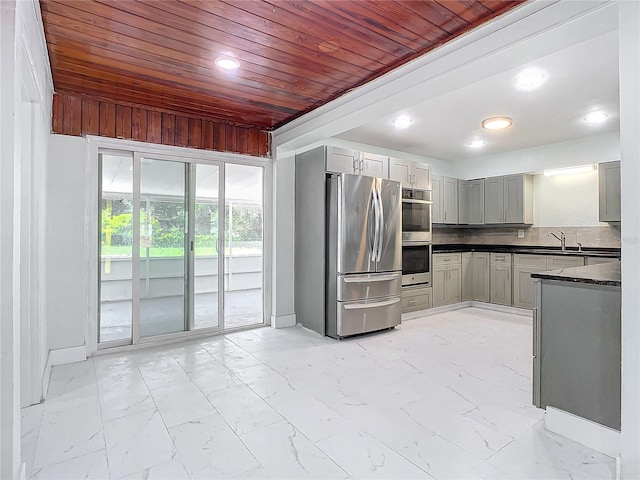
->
[577,242,583,252]
[548,230,566,251]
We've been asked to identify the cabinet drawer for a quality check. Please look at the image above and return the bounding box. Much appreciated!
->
[433,253,462,265]
[586,256,619,266]
[513,254,547,267]
[490,253,512,265]
[546,256,585,269]
[401,286,432,312]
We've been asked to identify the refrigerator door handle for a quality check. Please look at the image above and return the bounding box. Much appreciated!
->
[343,273,401,283]
[372,186,381,262]
[368,189,377,261]
[343,297,400,310]
[376,184,384,262]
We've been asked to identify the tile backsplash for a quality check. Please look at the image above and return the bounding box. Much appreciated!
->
[432,225,621,248]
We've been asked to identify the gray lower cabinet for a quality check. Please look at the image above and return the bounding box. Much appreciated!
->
[461,252,473,301]
[513,265,547,308]
[587,256,619,266]
[598,161,621,222]
[433,253,462,307]
[490,253,512,305]
[472,252,490,302]
[401,285,432,313]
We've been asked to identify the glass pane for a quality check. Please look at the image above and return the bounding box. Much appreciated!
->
[99,153,133,343]
[139,158,187,337]
[224,164,264,328]
[194,164,221,329]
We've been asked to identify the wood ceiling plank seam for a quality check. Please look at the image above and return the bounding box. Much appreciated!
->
[53,70,291,127]
[131,107,148,142]
[147,111,163,144]
[354,1,447,45]
[41,4,341,96]
[46,36,316,111]
[477,0,518,13]
[434,0,493,24]
[311,0,440,48]
[82,98,100,136]
[55,83,284,128]
[397,1,470,35]
[96,0,367,84]
[188,118,203,149]
[195,0,392,67]
[161,113,176,146]
[263,0,415,58]
[42,11,333,102]
[53,60,285,120]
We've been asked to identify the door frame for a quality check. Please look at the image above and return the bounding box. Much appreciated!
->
[87,136,270,355]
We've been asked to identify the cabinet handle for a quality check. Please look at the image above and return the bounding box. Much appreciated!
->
[445,212,447,222]
[360,158,364,172]
[408,299,417,306]
[353,158,358,172]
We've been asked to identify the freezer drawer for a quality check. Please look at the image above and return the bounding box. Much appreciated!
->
[336,295,401,338]
[337,272,402,302]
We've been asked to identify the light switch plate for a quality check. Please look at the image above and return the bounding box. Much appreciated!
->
[517,229,525,238]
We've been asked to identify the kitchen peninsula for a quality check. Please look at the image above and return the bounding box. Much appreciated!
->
[532,261,621,431]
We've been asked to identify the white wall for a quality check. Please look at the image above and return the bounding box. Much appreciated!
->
[0,0,52,477]
[619,1,640,477]
[453,132,620,180]
[533,170,604,227]
[46,135,89,352]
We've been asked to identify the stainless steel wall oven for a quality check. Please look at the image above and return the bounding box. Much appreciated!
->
[401,188,432,243]
[402,243,432,286]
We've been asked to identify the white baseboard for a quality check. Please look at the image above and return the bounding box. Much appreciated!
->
[545,406,620,458]
[403,301,532,322]
[470,301,533,317]
[271,313,297,329]
[18,462,26,480]
[42,346,87,399]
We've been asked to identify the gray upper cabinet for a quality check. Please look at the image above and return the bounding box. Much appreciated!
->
[443,176,458,225]
[468,179,485,224]
[485,174,533,224]
[432,175,444,224]
[484,176,504,224]
[598,161,621,222]
[458,180,470,225]
[325,146,389,178]
[389,158,431,189]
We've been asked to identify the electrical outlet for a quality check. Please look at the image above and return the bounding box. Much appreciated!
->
[517,229,525,238]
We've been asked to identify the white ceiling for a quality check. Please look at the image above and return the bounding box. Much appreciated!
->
[336,30,620,162]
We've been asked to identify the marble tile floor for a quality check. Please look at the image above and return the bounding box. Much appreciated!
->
[22,307,615,480]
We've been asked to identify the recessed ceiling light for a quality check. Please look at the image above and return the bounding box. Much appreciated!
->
[482,116,513,130]
[392,116,413,129]
[467,140,486,149]
[584,111,608,124]
[215,57,240,71]
[514,68,547,90]
[543,165,596,176]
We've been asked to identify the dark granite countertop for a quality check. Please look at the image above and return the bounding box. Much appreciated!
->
[531,261,621,286]
[431,244,621,258]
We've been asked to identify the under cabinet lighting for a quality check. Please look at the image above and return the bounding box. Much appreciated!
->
[543,165,596,176]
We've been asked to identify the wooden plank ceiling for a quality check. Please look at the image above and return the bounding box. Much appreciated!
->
[40,0,525,131]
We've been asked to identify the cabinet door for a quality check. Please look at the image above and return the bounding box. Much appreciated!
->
[513,266,546,308]
[586,256,619,266]
[432,175,444,224]
[360,152,389,178]
[413,162,431,190]
[432,265,448,307]
[326,146,359,174]
[485,176,504,223]
[490,263,512,306]
[472,252,490,302]
[447,265,462,305]
[468,179,485,224]
[443,176,459,225]
[504,174,525,224]
[599,161,621,222]
[389,157,411,186]
[546,256,585,269]
[461,252,473,301]
[458,180,469,225]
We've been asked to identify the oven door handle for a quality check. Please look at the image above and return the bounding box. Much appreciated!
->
[402,199,433,205]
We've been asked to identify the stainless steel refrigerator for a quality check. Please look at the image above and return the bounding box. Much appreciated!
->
[325,173,402,338]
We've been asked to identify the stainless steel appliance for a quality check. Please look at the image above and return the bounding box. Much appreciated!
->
[402,243,432,286]
[326,174,402,339]
[401,187,433,243]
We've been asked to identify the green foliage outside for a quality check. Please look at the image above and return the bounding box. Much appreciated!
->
[101,198,262,257]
